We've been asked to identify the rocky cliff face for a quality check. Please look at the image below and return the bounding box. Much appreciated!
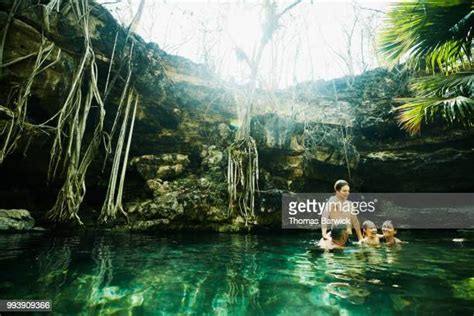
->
[0,0,472,231]
[252,69,474,194]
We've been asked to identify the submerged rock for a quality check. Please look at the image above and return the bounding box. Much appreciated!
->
[326,282,370,305]
[452,277,474,301]
[390,294,416,312]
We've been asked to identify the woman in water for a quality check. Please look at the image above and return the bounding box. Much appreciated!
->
[321,180,363,242]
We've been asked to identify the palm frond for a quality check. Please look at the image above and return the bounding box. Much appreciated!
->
[379,0,473,133]
[409,70,474,96]
[378,0,473,72]
[395,95,474,134]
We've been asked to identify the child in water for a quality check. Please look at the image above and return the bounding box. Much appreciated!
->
[360,220,380,246]
[381,220,402,245]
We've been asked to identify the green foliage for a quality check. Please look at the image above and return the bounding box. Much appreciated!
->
[379,0,473,134]
[395,71,474,133]
[379,0,472,73]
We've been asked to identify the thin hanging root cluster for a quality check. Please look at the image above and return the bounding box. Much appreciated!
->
[340,125,353,182]
[227,136,259,226]
[45,72,106,224]
[100,41,138,224]
[45,0,107,223]
[100,89,139,223]
[0,0,140,224]
[0,39,60,163]
[41,0,137,224]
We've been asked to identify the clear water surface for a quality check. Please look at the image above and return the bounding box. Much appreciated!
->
[0,230,473,315]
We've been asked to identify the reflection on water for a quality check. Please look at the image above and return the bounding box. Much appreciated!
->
[0,231,473,315]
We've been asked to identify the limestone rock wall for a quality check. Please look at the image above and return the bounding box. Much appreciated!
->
[252,69,474,193]
[0,0,472,231]
[0,0,237,229]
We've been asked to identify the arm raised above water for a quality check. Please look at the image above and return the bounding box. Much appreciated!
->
[321,200,333,239]
[351,213,363,241]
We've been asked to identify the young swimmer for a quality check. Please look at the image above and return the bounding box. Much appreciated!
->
[360,220,380,246]
[381,220,402,245]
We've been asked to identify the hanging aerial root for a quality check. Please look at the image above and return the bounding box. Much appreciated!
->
[226,88,259,226]
[46,0,107,224]
[0,38,59,164]
[100,89,139,223]
[227,136,259,226]
[4,0,141,224]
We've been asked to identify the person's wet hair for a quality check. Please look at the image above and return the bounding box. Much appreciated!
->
[362,220,376,230]
[382,220,394,229]
[334,179,349,191]
[331,224,348,241]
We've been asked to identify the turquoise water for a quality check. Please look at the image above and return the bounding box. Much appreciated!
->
[0,231,473,315]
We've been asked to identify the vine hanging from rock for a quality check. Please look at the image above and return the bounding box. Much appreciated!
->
[0,0,142,224]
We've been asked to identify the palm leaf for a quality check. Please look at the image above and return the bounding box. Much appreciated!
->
[379,0,473,133]
[409,70,474,96]
[395,95,474,134]
[378,0,473,73]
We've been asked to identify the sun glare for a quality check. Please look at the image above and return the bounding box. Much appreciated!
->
[226,6,262,54]
[100,1,389,88]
